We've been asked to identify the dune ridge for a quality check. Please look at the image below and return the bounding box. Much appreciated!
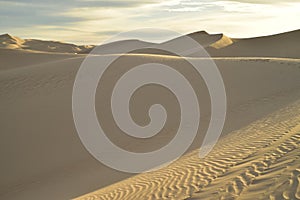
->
[164,31,225,48]
[209,34,233,49]
[207,29,300,58]
[1,29,299,58]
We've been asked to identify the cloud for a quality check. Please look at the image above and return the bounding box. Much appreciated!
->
[74,0,161,8]
[0,0,161,8]
[222,0,297,4]
[164,0,269,13]
[1,0,299,44]
[0,0,162,32]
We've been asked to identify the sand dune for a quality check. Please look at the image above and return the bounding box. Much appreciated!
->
[0,50,300,199]
[76,31,226,56]
[163,31,226,48]
[2,29,299,58]
[91,29,300,58]
[208,29,300,58]
[77,100,300,200]
[209,34,233,49]
[0,34,94,54]
[1,30,300,199]
[0,31,223,55]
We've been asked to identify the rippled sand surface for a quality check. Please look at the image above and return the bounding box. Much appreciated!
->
[77,100,300,200]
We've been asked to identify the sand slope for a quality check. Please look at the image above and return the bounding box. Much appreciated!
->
[0,51,300,199]
[164,31,226,48]
[0,48,84,70]
[208,30,300,58]
[77,99,300,200]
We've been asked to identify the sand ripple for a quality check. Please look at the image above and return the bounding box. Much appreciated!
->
[76,100,300,200]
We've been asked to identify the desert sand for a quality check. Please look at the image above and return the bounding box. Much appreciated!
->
[0,34,94,54]
[0,30,300,200]
[77,99,300,200]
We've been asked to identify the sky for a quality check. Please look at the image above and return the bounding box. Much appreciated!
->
[1,0,300,44]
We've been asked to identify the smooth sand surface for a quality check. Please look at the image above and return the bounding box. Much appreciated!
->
[0,30,300,199]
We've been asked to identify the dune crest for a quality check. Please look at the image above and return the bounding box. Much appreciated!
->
[208,29,300,58]
[210,34,233,49]
[169,31,224,48]
[0,34,25,49]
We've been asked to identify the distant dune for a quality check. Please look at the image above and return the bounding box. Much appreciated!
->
[1,30,299,58]
[207,29,300,58]
[163,31,226,48]
[91,39,155,55]
[0,30,300,199]
[0,34,94,54]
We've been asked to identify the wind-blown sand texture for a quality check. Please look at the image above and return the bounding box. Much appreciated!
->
[76,99,300,200]
[0,30,300,199]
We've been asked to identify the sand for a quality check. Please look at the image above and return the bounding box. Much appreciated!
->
[0,34,94,54]
[77,99,300,200]
[207,30,300,58]
[0,30,300,200]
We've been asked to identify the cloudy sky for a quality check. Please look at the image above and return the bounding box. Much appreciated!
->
[1,0,300,44]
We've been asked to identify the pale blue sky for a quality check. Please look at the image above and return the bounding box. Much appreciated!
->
[1,0,300,44]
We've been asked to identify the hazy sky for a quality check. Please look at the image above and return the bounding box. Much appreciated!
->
[1,0,300,44]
